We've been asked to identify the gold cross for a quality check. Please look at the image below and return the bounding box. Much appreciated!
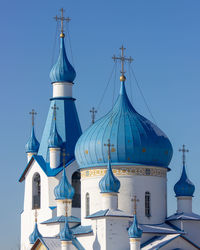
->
[104,139,114,160]
[131,195,139,215]
[34,209,38,223]
[29,109,37,126]
[51,104,59,121]
[112,45,133,78]
[62,148,66,167]
[54,8,71,37]
[90,107,97,124]
[179,144,189,166]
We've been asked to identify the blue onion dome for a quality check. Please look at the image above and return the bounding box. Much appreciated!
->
[29,222,42,244]
[25,126,40,153]
[99,159,120,193]
[174,165,195,197]
[128,215,143,238]
[50,36,76,83]
[54,169,75,200]
[75,81,173,168]
[60,217,72,241]
[48,120,63,148]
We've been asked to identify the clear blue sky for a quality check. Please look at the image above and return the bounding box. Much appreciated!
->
[1,0,200,248]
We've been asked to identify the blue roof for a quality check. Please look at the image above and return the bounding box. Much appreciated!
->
[48,120,63,148]
[86,209,133,219]
[71,225,93,235]
[50,36,76,83]
[128,215,143,238]
[75,81,173,169]
[38,97,82,163]
[25,126,40,153]
[60,217,72,241]
[41,215,80,224]
[166,212,200,221]
[174,165,195,197]
[54,168,75,200]
[99,159,120,193]
[29,222,42,244]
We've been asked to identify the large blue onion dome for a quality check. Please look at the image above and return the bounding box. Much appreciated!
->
[50,36,76,83]
[54,168,75,200]
[60,217,72,241]
[25,126,40,153]
[29,222,42,244]
[174,165,195,197]
[128,215,143,238]
[48,120,63,148]
[99,159,120,193]
[75,81,173,168]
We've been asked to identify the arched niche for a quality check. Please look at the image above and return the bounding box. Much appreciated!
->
[72,171,81,208]
[32,173,41,209]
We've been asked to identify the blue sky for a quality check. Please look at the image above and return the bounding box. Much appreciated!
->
[1,0,200,248]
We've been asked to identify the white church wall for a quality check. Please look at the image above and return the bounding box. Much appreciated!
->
[81,166,167,225]
[53,82,73,98]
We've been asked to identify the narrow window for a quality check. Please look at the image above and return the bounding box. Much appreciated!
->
[32,173,41,209]
[72,171,81,208]
[145,191,151,217]
[86,193,90,216]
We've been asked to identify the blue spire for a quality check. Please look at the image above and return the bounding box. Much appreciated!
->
[50,36,76,83]
[128,215,143,238]
[54,168,75,200]
[25,126,40,153]
[48,119,63,148]
[174,165,195,197]
[99,159,120,193]
[60,217,72,241]
[29,222,42,244]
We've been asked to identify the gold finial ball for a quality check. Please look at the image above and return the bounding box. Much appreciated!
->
[120,75,126,82]
[60,32,65,38]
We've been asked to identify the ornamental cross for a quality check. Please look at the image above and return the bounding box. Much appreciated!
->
[104,139,114,160]
[54,8,71,35]
[29,109,37,126]
[131,195,139,215]
[34,209,38,223]
[62,148,66,167]
[112,45,133,76]
[179,144,189,166]
[52,104,59,121]
[90,107,97,124]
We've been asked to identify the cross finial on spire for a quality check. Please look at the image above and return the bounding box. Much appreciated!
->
[90,107,97,124]
[51,104,59,121]
[179,144,189,166]
[34,209,38,223]
[29,109,37,127]
[62,148,66,168]
[104,139,114,160]
[131,195,139,215]
[54,8,71,38]
[112,45,133,82]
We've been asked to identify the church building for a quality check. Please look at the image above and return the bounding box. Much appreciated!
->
[19,9,200,250]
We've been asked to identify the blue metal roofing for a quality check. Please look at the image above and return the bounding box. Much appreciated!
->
[60,217,72,241]
[174,165,195,197]
[25,126,40,153]
[50,36,76,83]
[48,120,63,148]
[75,81,173,169]
[99,159,120,193]
[166,212,200,221]
[86,209,133,219]
[29,222,42,244]
[41,215,80,224]
[38,97,82,163]
[128,214,143,238]
[54,168,75,200]
[71,225,93,235]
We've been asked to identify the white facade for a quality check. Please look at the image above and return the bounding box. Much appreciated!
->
[53,82,73,98]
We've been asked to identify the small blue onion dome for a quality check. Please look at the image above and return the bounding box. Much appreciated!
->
[128,215,143,238]
[99,159,120,193]
[50,36,76,83]
[174,165,195,197]
[54,169,75,200]
[60,217,72,241]
[75,81,173,168]
[29,222,42,244]
[48,120,63,148]
[25,126,40,153]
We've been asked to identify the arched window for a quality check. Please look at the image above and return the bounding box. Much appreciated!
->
[32,173,41,209]
[145,191,151,217]
[72,171,81,208]
[86,193,90,216]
